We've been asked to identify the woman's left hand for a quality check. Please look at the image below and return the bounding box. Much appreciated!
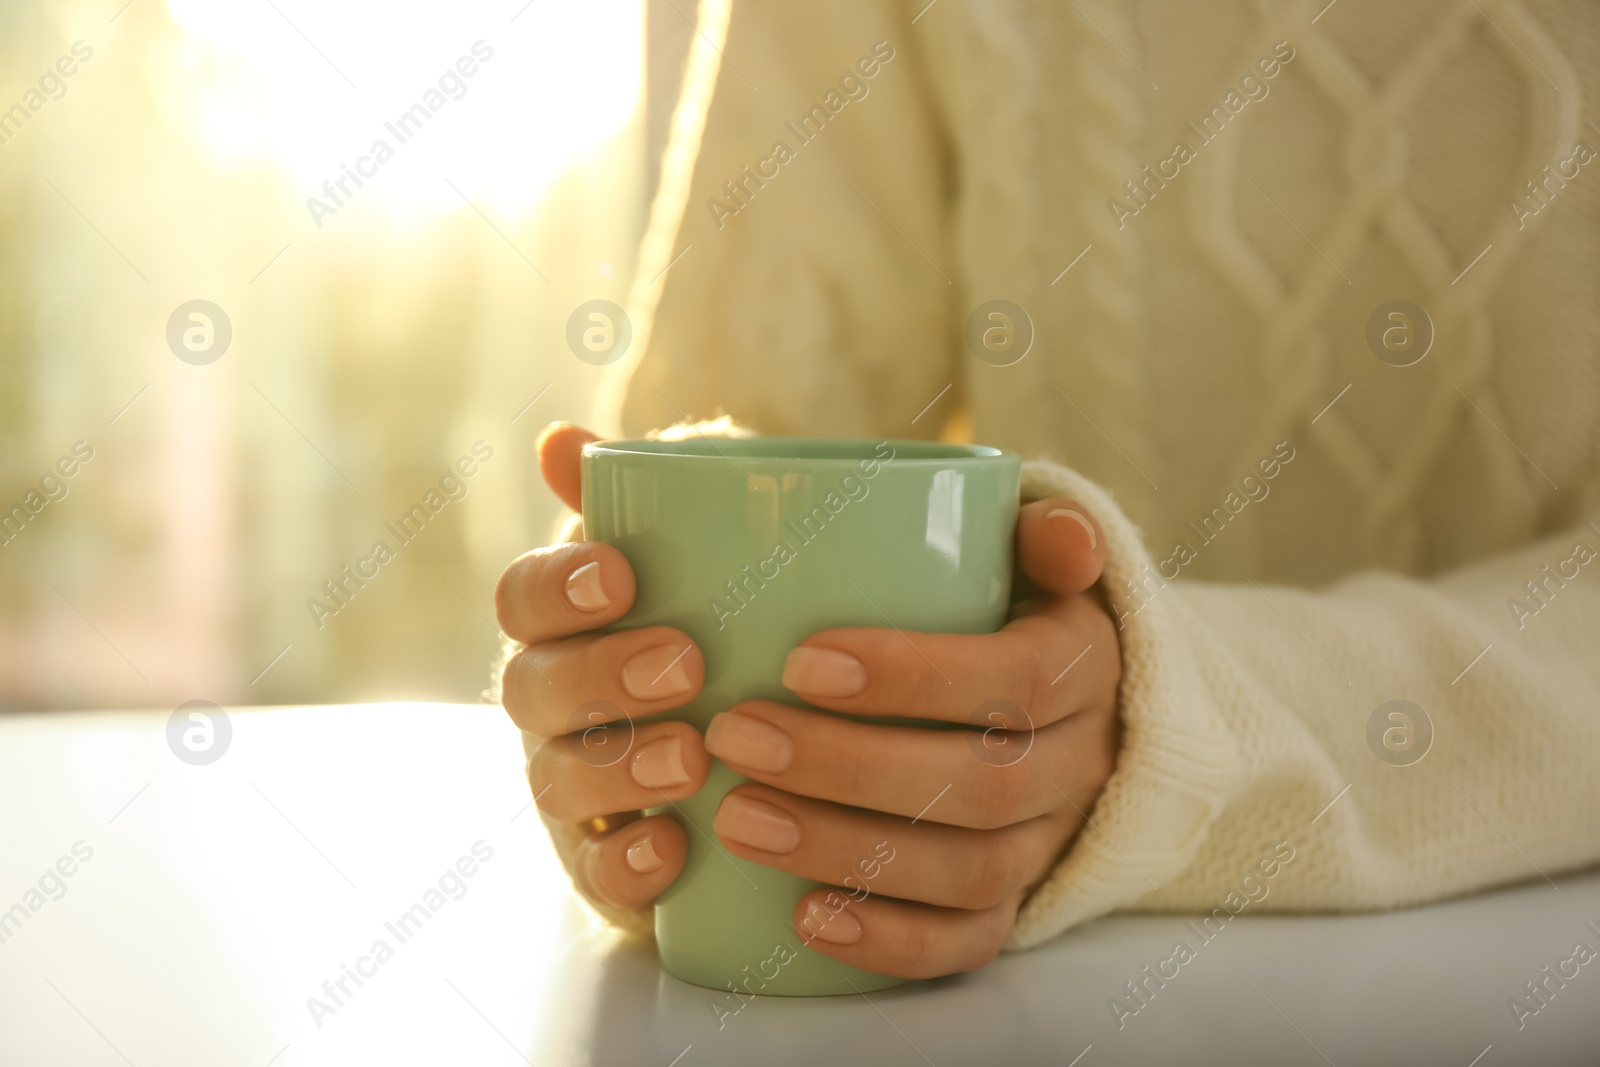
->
[704,498,1122,979]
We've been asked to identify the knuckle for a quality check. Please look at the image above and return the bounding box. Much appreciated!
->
[500,650,539,729]
[574,838,617,910]
[500,654,520,712]
[568,835,598,900]
[1014,632,1049,698]
[531,755,550,806]
[525,753,546,803]
[1020,635,1061,720]
[906,657,946,712]
[492,564,519,633]
[496,545,564,635]
[960,834,1020,910]
[864,639,922,710]
[972,763,1032,829]
[493,549,542,631]
[526,745,576,819]
[887,916,937,977]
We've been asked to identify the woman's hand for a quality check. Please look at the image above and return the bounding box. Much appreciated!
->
[707,497,1121,979]
[497,423,1123,977]
[496,424,712,914]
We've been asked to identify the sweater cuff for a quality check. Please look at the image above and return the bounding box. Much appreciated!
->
[1003,459,1239,950]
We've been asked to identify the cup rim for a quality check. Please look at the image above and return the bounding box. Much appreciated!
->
[583,436,1016,465]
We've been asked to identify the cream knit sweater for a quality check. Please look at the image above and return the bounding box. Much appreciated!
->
[545,0,1600,951]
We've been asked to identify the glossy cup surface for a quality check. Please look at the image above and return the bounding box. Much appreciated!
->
[581,436,1021,995]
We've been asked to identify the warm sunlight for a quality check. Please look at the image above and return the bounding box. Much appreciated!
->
[2,0,645,710]
[164,0,641,222]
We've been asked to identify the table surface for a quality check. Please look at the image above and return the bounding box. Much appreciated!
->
[1,703,1596,1067]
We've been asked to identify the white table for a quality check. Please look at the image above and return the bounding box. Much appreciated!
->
[1,704,1595,1066]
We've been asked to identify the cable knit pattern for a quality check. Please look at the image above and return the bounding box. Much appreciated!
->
[1060,0,1158,521]
[539,0,1600,949]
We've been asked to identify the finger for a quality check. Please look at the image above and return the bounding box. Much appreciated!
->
[791,888,1016,980]
[494,541,636,645]
[502,626,704,735]
[705,700,1116,829]
[712,783,1068,909]
[572,815,687,911]
[530,720,710,822]
[779,592,1119,724]
[1016,498,1104,595]
[537,422,596,513]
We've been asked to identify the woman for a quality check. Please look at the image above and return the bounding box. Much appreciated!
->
[496,0,1600,978]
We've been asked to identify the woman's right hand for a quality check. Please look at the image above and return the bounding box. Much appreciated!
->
[495,422,708,914]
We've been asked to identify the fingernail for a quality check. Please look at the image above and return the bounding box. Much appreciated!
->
[630,735,690,789]
[705,712,793,774]
[622,644,694,699]
[781,647,866,697]
[625,832,664,874]
[565,561,610,612]
[1046,507,1098,549]
[714,793,801,854]
[803,900,862,945]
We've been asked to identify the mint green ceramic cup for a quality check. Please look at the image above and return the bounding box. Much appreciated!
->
[580,436,1021,996]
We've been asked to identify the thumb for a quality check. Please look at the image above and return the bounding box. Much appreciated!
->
[1015,498,1105,595]
[536,422,599,513]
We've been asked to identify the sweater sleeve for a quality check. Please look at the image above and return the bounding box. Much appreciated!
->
[1006,459,1600,950]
